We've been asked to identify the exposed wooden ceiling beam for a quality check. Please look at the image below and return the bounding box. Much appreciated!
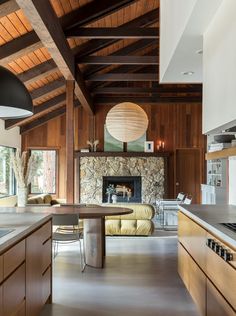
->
[20,100,80,134]
[66,27,159,39]
[61,0,138,30]
[16,0,94,115]
[87,65,158,90]
[85,50,158,81]
[30,78,65,102]
[92,86,203,95]
[94,96,202,104]
[78,56,158,65]
[5,93,67,129]
[18,59,57,85]
[87,73,158,81]
[20,106,66,134]
[74,9,159,59]
[83,39,156,77]
[0,31,42,65]
[0,0,19,18]
[0,0,129,68]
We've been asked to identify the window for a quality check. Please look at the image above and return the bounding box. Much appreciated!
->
[30,150,57,194]
[0,146,15,198]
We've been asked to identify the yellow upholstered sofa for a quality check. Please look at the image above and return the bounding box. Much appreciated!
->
[104,203,155,236]
[27,194,65,206]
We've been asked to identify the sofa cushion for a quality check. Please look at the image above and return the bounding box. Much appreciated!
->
[136,220,154,235]
[105,219,154,236]
[106,219,121,235]
[104,203,155,220]
[120,220,137,235]
[44,194,52,204]
[27,194,51,205]
[27,197,37,204]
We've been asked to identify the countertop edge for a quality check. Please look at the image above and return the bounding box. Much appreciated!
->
[0,214,52,254]
[179,205,236,249]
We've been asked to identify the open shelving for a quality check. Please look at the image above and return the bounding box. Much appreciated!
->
[205,147,236,160]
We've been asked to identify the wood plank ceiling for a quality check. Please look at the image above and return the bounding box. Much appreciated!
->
[0,0,202,133]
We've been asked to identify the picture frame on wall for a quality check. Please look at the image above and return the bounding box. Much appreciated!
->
[144,141,154,152]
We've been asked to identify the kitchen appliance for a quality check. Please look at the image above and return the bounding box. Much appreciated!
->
[221,223,236,233]
[206,237,234,262]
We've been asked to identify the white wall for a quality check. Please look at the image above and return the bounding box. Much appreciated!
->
[160,0,197,82]
[229,157,236,205]
[0,119,21,149]
[203,0,236,133]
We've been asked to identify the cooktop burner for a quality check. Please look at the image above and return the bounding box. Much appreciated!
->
[221,223,236,233]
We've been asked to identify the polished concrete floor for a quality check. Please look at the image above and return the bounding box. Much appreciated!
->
[40,237,199,316]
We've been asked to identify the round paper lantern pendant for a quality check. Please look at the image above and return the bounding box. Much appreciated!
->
[106,102,148,142]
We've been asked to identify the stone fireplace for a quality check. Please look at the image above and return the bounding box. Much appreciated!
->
[102,176,142,203]
[77,154,167,204]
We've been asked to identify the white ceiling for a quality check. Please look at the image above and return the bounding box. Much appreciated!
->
[159,0,223,83]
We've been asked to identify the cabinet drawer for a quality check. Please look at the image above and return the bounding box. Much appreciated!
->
[189,255,206,316]
[0,255,3,283]
[178,212,207,270]
[4,240,25,279]
[42,267,51,305]
[178,242,206,316]
[3,263,25,316]
[207,280,235,316]
[42,238,52,274]
[0,285,2,316]
[178,243,190,290]
[38,221,52,244]
[206,234,236,310]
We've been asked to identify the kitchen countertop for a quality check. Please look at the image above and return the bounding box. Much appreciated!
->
[0,209,52,254]
[0,204,132,254]
[179,204,236,249]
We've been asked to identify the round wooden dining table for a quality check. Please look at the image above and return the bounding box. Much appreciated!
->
[25,205,133,269]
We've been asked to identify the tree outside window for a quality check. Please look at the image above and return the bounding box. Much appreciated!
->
[0,146,15,198]
[30,150,57,194]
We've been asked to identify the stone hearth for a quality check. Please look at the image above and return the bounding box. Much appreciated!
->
[79,156,165,204]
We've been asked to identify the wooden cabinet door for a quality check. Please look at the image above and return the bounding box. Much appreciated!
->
[207,280,235,316]
[178,243,190,290]
[175,148,202,203]
[189,257,206,316]
[26,229,42,316]
[26,221,52,316]
[206,234,236,311]
[3,263,25,316]
[0,285,2,316]
[178,211,207,271]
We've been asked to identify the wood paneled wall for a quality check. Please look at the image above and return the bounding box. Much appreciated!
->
[22,103,205,198]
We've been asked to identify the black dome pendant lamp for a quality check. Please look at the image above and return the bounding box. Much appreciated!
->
[0,65,33,119]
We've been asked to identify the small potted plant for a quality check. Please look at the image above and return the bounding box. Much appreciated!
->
[106,184,117,203]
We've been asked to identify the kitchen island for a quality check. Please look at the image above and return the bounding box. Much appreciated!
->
[0,211,52,316]
[178,205,236,316]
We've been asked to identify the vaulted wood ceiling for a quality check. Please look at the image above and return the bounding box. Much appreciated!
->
[1,0,202,133]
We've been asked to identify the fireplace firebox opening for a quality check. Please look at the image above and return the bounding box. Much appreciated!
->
[102,176,141,203]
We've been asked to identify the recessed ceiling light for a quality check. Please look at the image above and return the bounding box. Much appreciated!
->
[181,71,194,76]
[196,49,203,54]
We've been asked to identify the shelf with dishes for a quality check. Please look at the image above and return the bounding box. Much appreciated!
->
[206,147,236,160]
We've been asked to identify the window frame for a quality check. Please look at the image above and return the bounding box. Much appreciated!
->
[29,148,59,196]
[0,145,16,198]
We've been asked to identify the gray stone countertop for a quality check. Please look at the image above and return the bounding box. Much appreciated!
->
[179,204,236,249]
[0,208,52,254]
